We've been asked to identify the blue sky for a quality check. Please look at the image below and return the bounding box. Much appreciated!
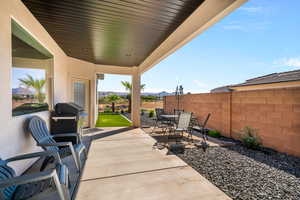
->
[12,68,45,88]
[101,0,300,93]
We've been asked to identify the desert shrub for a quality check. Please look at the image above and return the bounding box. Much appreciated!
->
[141,109,146,115]
[148,110,154,118]
[240,126,261,149]
[104,106,112,113]
[207,130,221,138]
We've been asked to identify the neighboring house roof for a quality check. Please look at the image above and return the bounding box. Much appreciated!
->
[210,86,233,93]
[211,69,300,93]
[232,69,300,87]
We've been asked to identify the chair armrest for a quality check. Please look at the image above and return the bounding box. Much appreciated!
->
[38,142,72,147]
[6,151,62,164]
[53,133,79,144]
[53,133,78,138]
[40,142,80,171]
[0,169,55,188]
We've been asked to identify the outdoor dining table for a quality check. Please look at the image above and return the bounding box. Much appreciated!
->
[161,114,179,119]
[161,114,197,120]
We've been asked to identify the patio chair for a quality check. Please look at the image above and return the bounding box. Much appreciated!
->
[173,109,184,124]
[151,108,173,134]
[0,151,70,200]
[189,113,211,142]
[174,109,184,116]
[168,112,192,143]
[27,116,87,172]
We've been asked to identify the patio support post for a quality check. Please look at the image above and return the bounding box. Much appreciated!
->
[131,67,141,127]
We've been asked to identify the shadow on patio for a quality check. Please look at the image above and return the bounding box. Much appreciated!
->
[72,127,231,200]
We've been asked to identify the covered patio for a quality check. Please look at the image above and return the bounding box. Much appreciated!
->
[0,0,248,199]
[76,127,230,200]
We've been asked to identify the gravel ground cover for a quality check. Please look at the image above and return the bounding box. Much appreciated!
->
[125,111,300,199]
[178,145,300,200]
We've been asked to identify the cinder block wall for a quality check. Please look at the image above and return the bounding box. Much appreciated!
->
[164,93,231,137]
[164,87,300,157]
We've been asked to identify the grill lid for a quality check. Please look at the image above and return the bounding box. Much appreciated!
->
[55,102,84,115]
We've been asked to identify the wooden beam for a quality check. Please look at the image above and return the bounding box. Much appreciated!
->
[94,64,136,75]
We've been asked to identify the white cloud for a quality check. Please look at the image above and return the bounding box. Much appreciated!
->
[192,80,210,93]
[239,6,263,14]
[274,57,300,68]
[222,21,270,32]
[193,80,207,88]
[222,24,245,31]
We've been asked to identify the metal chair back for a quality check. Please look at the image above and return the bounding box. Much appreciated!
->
[27,116,58,152]
[202,113,211,129]
[0,159,17,200]
[174,109,184,116]
[155,108,165,121]
[177,112,192,130]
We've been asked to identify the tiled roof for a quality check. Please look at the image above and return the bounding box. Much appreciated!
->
[210,86,233,93]
[232,69,300,87]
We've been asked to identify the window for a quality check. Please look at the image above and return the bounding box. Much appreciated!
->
[11,20,53,116]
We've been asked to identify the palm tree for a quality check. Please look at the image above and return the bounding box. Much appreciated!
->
[106,94,121,113]
[19,74,46,103]
[121,81,145,113]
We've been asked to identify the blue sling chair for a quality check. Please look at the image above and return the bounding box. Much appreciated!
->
[0,151,70,200]
[27,116,87,172]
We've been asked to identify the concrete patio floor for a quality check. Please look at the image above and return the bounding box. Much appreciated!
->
[75,128,231,200]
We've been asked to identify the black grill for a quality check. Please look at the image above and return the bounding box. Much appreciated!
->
[50,103,85,135]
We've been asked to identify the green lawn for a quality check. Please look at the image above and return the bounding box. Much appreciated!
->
[96,113,132,127]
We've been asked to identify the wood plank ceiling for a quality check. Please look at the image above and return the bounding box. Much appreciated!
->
[22,0,205,67]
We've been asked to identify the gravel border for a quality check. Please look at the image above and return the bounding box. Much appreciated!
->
[125,112,300,199]
[178,145,300,200]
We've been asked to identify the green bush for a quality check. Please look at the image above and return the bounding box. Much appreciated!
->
[240,126,261,149]
[207,130,221,138]
[104,106,112,113]
[148,110,154,118]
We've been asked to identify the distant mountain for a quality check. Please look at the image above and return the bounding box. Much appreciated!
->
[98,91,175,97]
[98,91,128,97]
[12,87,34,95]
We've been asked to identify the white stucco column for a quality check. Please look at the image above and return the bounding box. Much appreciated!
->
[131,67,141,127]
[90,74,97,128]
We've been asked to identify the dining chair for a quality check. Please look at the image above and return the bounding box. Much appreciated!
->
[168,112,192,143]
[151,108,172,134]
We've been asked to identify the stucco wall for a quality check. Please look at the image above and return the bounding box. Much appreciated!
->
[67,57,97,127]
[164,87,300,157]
[0,0,97,174]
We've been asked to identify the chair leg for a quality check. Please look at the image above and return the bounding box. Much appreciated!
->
[68,144,80,172]
[151,120,158,134]
[52,172,70,200]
